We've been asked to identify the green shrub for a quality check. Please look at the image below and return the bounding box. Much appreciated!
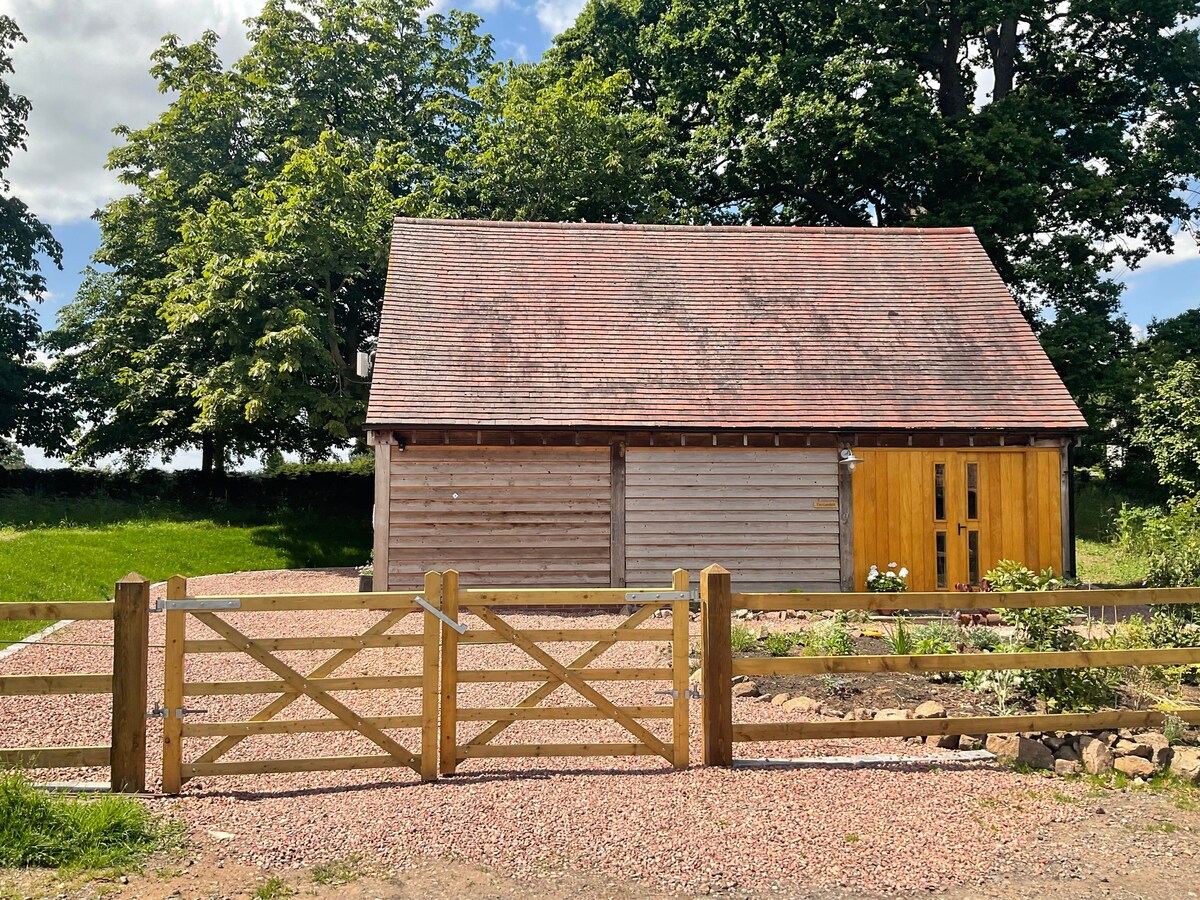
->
[730,624,757,653]
[0,770,176,870]
[964,626,1002,651]
[762,631,803,657]
[985,559,1066,592]
[804,619,854,657]
[1118,497,1200,587]
[912,620,962,648]
[882,617,916,655]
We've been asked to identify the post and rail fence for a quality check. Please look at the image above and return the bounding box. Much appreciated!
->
[2,566,1200,792]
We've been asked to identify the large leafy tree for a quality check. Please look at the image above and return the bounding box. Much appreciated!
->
[0,16,62,453]
[52,0,490,471]
[543,0,1200,454]
[1135,359,1200,497]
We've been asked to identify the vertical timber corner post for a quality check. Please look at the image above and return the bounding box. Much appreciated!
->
[700,564,733,766]
[111,573,150,793]
[439,569,460,776]
[161,575,188,795]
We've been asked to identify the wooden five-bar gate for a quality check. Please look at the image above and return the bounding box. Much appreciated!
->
[4,565,1200,792]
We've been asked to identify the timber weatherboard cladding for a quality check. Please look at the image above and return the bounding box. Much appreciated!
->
[624,448,841,592]
[385,446,612,587]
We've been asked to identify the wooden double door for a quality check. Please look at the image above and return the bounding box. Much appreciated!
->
[851,448,1066,593]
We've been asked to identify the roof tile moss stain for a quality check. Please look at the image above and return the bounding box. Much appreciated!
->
[0,569,1088,895]
[368,219,1085,432]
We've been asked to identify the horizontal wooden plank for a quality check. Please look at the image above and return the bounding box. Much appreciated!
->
[622,499,842,512]
[0,602,115,621]
[625,464,837,476]
[0,746,111,768]
[456,667,672,683]
[391,475,611,487]
[389,561,611,576]
[389,524,611,537]
[735,587,1200,611]
[456,706,673,722]
[625,522,839,536]
[189,593,423,612]
[626,510,838,524]
[458,628,674,645]
[181,715,423,737]
[732,646,1200,677]
[183,754,415,778]
[0,674,112,696]
[629,545,837,560]
[391,535,610,549]
[185,634,425,653]
[391,545,610,560]
[182,675,423,696]
[460,589,661,604]
[625,449,834,463]
[624,486,837,499]
[390,488,610,503]
[733,708,1200,742]
[457,743,663,759]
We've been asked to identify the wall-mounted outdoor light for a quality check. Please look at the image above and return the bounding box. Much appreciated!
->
[838,448,863,472]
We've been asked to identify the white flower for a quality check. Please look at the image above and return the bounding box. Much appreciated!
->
[867,571,878,581]
[899,567,909,578]
[888,562,897,569]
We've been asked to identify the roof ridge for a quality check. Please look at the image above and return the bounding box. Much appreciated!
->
[392,217,977,236]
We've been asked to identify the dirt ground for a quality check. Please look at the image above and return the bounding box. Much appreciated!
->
[3,784,1199,900]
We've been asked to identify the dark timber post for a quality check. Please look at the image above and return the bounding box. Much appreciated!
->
[111,573,150,792]
[700,563,733,766]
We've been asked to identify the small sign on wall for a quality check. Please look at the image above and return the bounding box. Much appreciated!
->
[813,499,839,510]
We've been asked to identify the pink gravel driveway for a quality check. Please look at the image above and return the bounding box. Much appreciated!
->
[0,569,1088,895]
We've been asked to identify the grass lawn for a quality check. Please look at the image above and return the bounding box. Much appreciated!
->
[0,493,371,645]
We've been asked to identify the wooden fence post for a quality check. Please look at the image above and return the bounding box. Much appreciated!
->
[421,571,441,782]
[671,568,691,769]
[161,575,187,795]
[439,569,460,776]
[700,564,733,766]
[111,573,150,793]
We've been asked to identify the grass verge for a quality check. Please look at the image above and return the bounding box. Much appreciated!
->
[0,769,180,871]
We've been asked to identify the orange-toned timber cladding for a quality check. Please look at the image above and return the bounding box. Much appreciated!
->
[851,447,1067,593]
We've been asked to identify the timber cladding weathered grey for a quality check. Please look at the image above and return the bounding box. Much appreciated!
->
[624,448,841,592]
[386,446,612,587]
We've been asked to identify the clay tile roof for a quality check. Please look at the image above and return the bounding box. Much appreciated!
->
[366,218,1087,432]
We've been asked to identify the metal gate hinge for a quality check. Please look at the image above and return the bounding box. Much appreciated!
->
[155,598,242,611]
[147,703,207,719]
[626,590,699,602]
[655,687,702,700]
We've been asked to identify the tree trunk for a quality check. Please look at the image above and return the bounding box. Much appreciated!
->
[937,13,969,120]
[200,437,213,477]
[986,18,1019,101]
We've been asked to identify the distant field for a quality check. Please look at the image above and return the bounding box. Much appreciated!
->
[0,493,372,646]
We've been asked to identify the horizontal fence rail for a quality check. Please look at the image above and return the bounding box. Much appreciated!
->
[0,576,148,792]
[704,574,1200,764]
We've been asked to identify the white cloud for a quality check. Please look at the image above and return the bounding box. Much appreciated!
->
[534,0,586,35]
[1132,229,1199,275]
[4,0,260,224]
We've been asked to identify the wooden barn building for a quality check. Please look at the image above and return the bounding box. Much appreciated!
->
[365,218,1086,593]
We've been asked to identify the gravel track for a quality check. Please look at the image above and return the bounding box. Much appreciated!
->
[0,569,1089,895]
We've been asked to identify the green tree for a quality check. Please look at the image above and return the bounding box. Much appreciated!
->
[454,59,682,222]
[1135,359,1200,497]
[51,0,490,471]
[0,16,62,452]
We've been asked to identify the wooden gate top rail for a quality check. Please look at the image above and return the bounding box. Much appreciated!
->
[458,705,674,722]
[456,667,672,683]
[183,674,423,696]
[734,587,1200,612]
[185,634,426,653]
[0,601,115,621]
[459,743,665,759]
[734,646,1200,677]
[733,708,1200,743]
[458,587,673,606]
[188,592,423,612]
[0,673,113,695]
[181,714,423,737]
[457,627,674,645]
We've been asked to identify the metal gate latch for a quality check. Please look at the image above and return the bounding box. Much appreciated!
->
[415,595,467,635]
[146,703,207,719]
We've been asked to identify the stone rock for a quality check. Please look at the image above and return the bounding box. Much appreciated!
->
[914,701,947,720]
[958,735,984,752]
[770,692,791,706]
[1114,739,1150,759]
[845,707,874,721]
[1114,755,1155,778]
[1054,759,1081,776]
[1098,730,1118,747]
[874,708,912,721]
[1135,732,1173,769]
[1043,734,1065,751]
[985,734,1054,770]
[782,696,821,713]
[207,831,236,841]
[731,675,750,685]
[732,681,760,698]
[1079,735,1115,775]
[926,733,959,749]
[1054,743,1081,763]
[1170,747,1200,784]
[824,708,845,719]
